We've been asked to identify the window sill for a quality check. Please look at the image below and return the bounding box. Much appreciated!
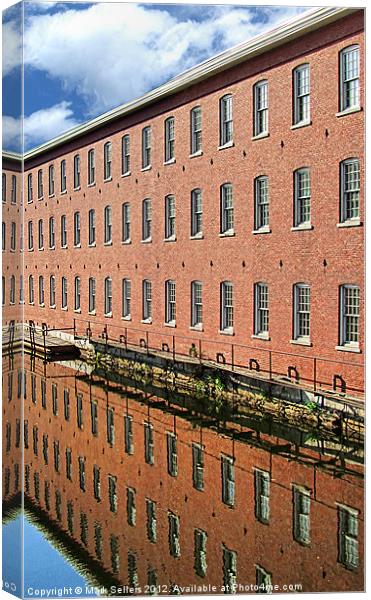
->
[164,321,176,328]
[290,120,312,131]
[121,239,131,245]
[73,187,81,192]
[87,182,96,188]
[88,310,96,316]
[218,141,234,151]
[219,328,234,336]
[74,309,81,314]
[28,248,34,252]
[38,247,44,252]
[335,345,361,353]
[38,197,44,201]
[219,230,235,238]
[61,307,68,312]
[141,318,152,324]
[164,158,176,166]
[49,245,56,250]
[48,194,55,199]
[291,224,313,232]
[253,226,271,235]
[252,333,270,341]
[50,304,56,309]
[60,190,67,195]
[141,238,152,244]
[190,324,203,332]
[290,338,312,347]
[252,132,269,141]
[61,245,68,249]
[74,244,81,249]
[337,219,362,228]
[29,302,34,306]
[164,236,177,242]
[104,241,113,246]
[104,177,113,183]
[39,303,45,308]
[122,316,131,321]
[190,233,204,240]
[189,150,203,159]
[104,312,113,318]
[336,106,362,118]
[121,171,131,178]
[141,165,152,172]
[88,242,96,248]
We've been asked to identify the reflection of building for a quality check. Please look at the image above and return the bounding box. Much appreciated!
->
[4,353,363,594]
[2,8,364,399]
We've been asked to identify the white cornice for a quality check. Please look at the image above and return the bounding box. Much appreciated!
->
[2,150,22,162]
[21,6,358,161]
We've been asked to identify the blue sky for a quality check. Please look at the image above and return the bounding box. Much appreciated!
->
[2,2,310,152]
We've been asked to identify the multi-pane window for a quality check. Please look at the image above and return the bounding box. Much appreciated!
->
[221,455,235,507]
[191,106,202,154]
[27,173,33,202]
[2,222,5,251]
[191,281,203,328]
[122,134,130,175]
[294,168,311,226]
[256,565,272,592]
[165,117,175,162]
[340,45,360,112]
[192,443,204,491]
[50,275,56,306]
[107,407,115,445]
[122,278,131,319]
[88,149,95,184]
[2,276,5,305]
[89,277,96,313]
[254,176,269,230]
[104,141,112,180]
[37,169,43,199]
[220,183,234,234]
[74,154,81,189]
[254,283,269,336]
[74,212,81,246]
[108,475,117,513]
[104,277,112,315]
[62,276,68,309]
[293,486,311,545]
[142,198,152,241]
[338,505,359,570]
[124,415,134,455]
[2,173,6,203]
[79,457,86,491]
[49,216,55,248]
[168,512,180,557]
[127,487,136,526]
[90,400,98,435]
[64,390,70,421]
[88,209,95,245]
[104,205,112,244]
[29,275,34,304]
[48,164,55,196]
[60,160,67,192]
[28,221,34,250]
[254,80,269,136]
[10,221,16,251]
[38,219,44,249]
[223,547,237,593]
[254,469,270,523]
[191,189,203,237]
[110,535,119,574]
[10,276,15,305]
[220,95,233,146]
[11,175,16,203]
[293,64,310,125]
[142,126,151,169]
[39,275,45,306]
[144,422,154,465]
[142,279,152,321]
[194,529,207,577]
[340,285,360,347]
[53,441,60,472]
[221,281,234,332]
[340,158,360,222]
[61,215,67,247]
[165,195,176,239]
[293,283,311,340]
[165,280,176,324]
[74,277,81,311]
[19,275,24,303]
[122,203,130,242]
[146,499,157,542]
[167,432,178,477]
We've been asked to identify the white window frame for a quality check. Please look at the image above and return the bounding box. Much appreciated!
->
[88,209,95,246]
[222,546,237,592]
[254,176,269,231]
[293,283,311,342]
[29,275,34,304]
[122,203,130,243]
[191,188,202,237]
[2,173,6,203]
[48,164,55,196]
[220,183,234,234]
[104,205,112,244]
[165,195,176,240]
[89,277,96,314]
[104,141,112,180]
[191,281,203,328]
[104,277,112,316]
[220,95,233,147]
[254,283,269,337]
[74,212,81,247]
[28,221,33,250]
[37,170,43,199]
[142,198,152,241]
[339,284,360,349]
[190,106,202,154]
[49,217,55,249]
[74,276,81,311]
[253,80,269,137]
[293,64,310,126]
[88,149,95,185]
[142,126,151,169]
[50,275,56,307]
[220,281,233,333]
[168,512,180,557]
[61,276,67,309]
[60,159,67,192]
[11,175,16,204]
[38,276,44,306]
[27,174,33,203]
[339,45,360,113]
[142,279,152,322]
[74,155,80,189]
[122,134,130,175]
[294,168,311,227]
[10,222,16,252]
[164,117,175,163]
[38,219,44,250]
[165,280,176,325]
[61,215,67,248]
[340,158,360,224]
[122,278,131,319]
[10,275,15,305]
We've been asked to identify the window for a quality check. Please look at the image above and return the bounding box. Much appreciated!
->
[340,45,360,112]
[142,280,152,322]
[194,530,207,577]
[2,276,5,306]
[220,183,234,234]
[52,384,58,415]
[10,222,16,251]
[254,283,269,336]
[220,95,233,146]
[28,221,34,250]
[339,285,360,348]
[49,217,55,248]
[1,222,5,251]
[124,415,134,455]
[2,173,6,203]
[88,149,95,184]
[29,275,34,304]
[122,135,130,175]
[27,173,33,202]
[19,275,24,303]
[122,203,130,242]
[67,501,74,533]
[89,277,96,313]
[74,154,80,189]
[91,401,98,435]
[146,499,157,542]
[107,407,115,445]
[33,426,38,455]
[294,168,311,226]
[88,209,95,245]
[53,441,60,472]
[10,276,15,305]
[110,536,120,574]
[142,126,151,169]
[340,158,360,223]
[49,276,56,307]
[122,278,131,319]
[254,469,270,523]
[190,106,202,154]
[254,176,269,231]
[221,455,235,507]
[74,277,81,311]
[165,280,176,324]
[167,432,178,477]
[254,80,269,136]
[11,175,16,203]
[38,276,45,306]
[42,434,49,464]
[37,169,43,199]
[142,198,152,240]
[104,277,112,315]
[66,448,72,480]
[78,457,86,491]
[220,281,234,333]
[256,565,272,593]
[223,547,237,593]
[74,212,81,246]
[38,219,44,249]
[191,281,203,328]
[104,141,112,180]
[60,160,67,192]
[293,64,310,125]
[144,422,154,465]
[338,505,359,570]
[293,486,311,545]
[191,189,203,237]
[62,276,68,309]
[93,465,101,501]
[48,164,55,196]
[127,487,136,526]
[64,390,70,421]
[168,513,180,557]
[165,117,175,162]
[104,205,112,244]
[108,475,117,513]
[165,195,176,239]
[94,524,102,559]
[61,215,67,247]
[293,283,311,341]
[192,443,204,491]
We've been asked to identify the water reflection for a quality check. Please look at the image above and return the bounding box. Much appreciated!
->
[3,353,364,595]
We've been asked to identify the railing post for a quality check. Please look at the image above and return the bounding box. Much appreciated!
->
[313,357,317,392]
[231,344,234,371]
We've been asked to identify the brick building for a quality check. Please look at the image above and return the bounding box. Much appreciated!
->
[2,7,364,398]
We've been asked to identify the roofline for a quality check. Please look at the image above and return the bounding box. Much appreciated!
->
[2,150,23,163]
[20,6,358,161]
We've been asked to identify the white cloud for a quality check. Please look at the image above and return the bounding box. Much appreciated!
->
[2,19,22,76]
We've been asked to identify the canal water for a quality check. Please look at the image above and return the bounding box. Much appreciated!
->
[3,354,364,596]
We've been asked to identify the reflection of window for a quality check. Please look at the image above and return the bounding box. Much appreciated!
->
[110,535,120,574]
[223,546,237,592]
[168,512,180,557]
[77,394,83,429]
[192,443,204,491]
[93,465,101,501]
[53,441,60,472]
[144,423,154,465]
[256,565,272,592]
[124,415,134,455]
[167,432,178,477]
[221,455,235,507]
[338,505,359,570]
[127,487,136,526]
[146,499,157,542]
[78,456,86,491]
[254,469,270,523]
[107,407,115,445]
[66,448,72,480]
[91,400,98,435]
[293,486,311,545]
[194,529,207,577]
[108,475,117,513]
